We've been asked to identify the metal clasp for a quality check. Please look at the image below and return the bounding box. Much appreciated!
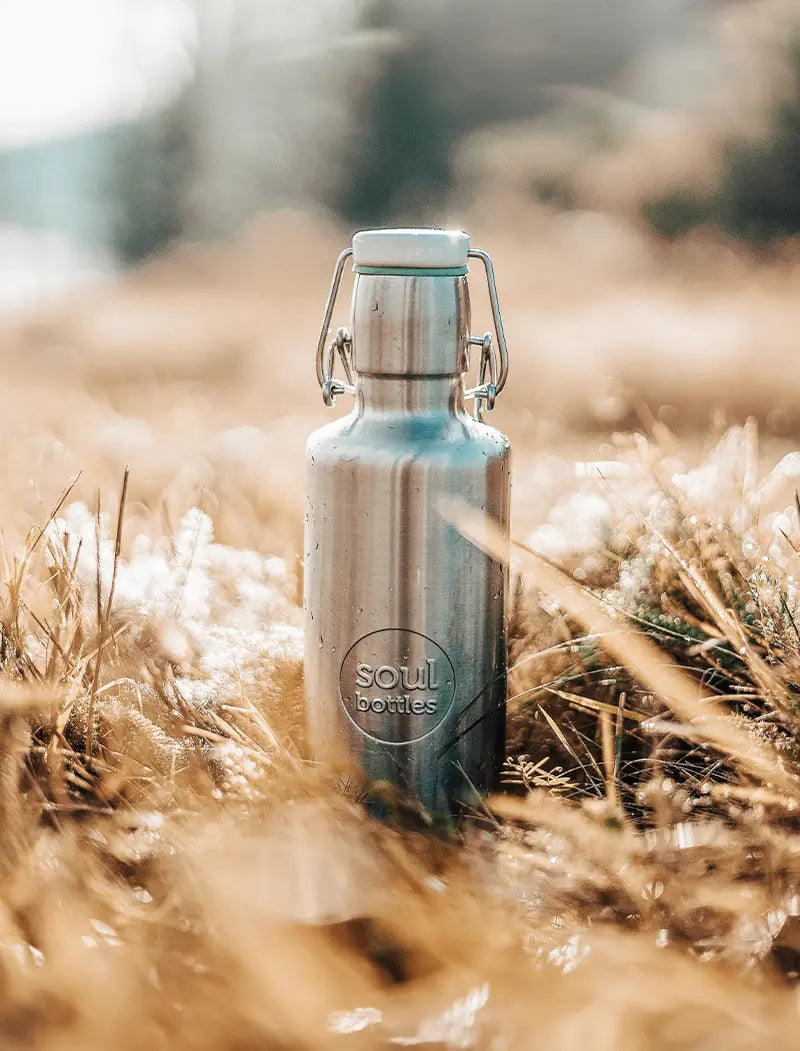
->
[463,249,509,420]
[321,326,355,407]
[465,332,496,420]
[314,244,509,413]
[316,248,355,407]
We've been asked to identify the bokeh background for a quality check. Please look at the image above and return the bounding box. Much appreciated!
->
[2,0,800,550]
[4,9,800,1046]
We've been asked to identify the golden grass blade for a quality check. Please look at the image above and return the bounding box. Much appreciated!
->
[86,467,130,755]
[600,711,618,810]
[537,703,581,764]
[441,500,800,796]
[545,686,647,723]
[613,486,796,723]
[539,703,603,782]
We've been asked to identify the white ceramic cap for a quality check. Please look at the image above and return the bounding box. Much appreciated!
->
[352,228,470,269]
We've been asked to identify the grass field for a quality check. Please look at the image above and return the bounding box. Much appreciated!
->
[1,209,800,1048]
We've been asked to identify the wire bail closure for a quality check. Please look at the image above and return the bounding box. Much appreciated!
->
[315,245,509,412]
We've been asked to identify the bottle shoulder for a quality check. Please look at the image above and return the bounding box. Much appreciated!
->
[305,413,353,451]
[306,408,510,466]
[459,414,511,454]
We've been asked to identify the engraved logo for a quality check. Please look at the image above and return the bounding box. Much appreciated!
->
[339,629,455,744]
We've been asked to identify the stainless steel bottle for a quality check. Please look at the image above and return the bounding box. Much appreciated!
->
[304,229,511,815]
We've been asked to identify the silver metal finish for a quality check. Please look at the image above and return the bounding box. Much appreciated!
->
[314,246,510,413]
[464,249,509,411]
[305,248,511,815]
[315,249,352,387]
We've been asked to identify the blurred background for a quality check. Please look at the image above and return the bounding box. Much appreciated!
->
[2,0,800,553]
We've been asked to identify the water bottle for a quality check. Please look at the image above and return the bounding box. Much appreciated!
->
[304,229,511,815]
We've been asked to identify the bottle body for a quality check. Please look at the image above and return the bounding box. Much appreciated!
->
[304,268,510,814]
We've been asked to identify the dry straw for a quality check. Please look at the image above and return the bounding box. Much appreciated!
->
[0,428,797,1046]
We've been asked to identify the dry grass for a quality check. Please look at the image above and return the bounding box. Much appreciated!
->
[0,414,793,1048]
[3,211,800,1046]
[4,4,800,1039]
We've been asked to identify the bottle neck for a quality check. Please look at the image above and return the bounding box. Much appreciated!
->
[357,374,465,415]
[350,272,470,379]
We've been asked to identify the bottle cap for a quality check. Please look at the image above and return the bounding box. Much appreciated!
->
[352,228,470,271]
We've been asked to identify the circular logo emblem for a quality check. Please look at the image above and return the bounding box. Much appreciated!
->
[339,629,456,745]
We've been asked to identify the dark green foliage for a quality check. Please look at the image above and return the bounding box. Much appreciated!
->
[712,39,800,244]
[332,43,454,227]
[715,125,800,245]
[643,191,710,239]
[644,41,800,244]
[532,175,575,210]
[108,93,196,264]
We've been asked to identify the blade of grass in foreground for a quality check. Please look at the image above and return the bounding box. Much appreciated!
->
[440,499,800,798]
